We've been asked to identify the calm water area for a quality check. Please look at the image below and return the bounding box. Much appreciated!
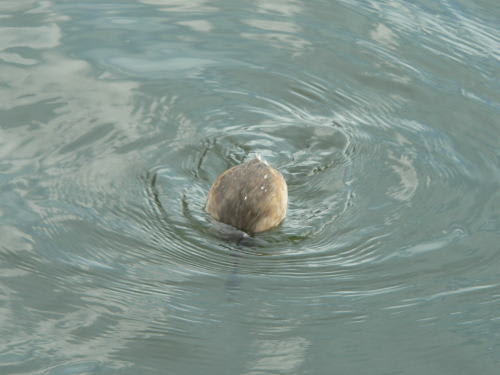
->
[1,0,499,374]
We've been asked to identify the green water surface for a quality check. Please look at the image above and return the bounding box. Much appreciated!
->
[0,0,499,374]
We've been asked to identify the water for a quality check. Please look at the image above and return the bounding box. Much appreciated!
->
[1,0,499,374]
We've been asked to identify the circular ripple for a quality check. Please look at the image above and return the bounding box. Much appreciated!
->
[28,66,493,284]
[140,118,352,271]
[136,90,492,282]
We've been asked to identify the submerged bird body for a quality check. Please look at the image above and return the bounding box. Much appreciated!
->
[206,158,287,234]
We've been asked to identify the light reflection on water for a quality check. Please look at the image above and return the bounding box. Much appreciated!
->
[0,0,499,374]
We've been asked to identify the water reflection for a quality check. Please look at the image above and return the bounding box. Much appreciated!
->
[242,1,309,53]
[387,150,418,202]
[178,19,213,32]
[0,24,61,49]
[1,0,499,374]
[248,336,309,374]
[370,23,398,48]
[139,0,217,13]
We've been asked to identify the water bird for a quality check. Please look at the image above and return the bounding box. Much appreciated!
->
[206,156,287,234]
